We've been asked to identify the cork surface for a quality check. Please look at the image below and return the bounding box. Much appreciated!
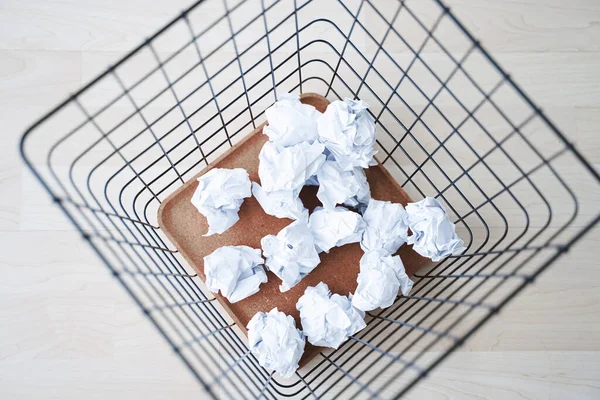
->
[157,93,430,366]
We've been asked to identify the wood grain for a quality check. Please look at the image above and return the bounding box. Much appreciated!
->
[1,0,599,399]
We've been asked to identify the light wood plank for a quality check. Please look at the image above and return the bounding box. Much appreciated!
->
[1,0,599,399]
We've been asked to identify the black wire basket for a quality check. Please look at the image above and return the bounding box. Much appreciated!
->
[19,0,600,398]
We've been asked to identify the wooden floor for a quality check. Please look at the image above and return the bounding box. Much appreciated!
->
[1,0,599,399]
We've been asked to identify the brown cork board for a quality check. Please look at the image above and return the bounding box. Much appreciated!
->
[157,93,430,367]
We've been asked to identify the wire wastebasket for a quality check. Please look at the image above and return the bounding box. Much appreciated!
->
[20,0,600,398]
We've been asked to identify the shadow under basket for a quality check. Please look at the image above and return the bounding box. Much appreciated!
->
[19,0,600,398]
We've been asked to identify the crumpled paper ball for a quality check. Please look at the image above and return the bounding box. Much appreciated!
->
[352,249,413,312]
[360,198,409,255]
[406,197,466,261]
[317,98,377,171]
[297,282,366,349]
[190,168,251,236]
[261,220,321,292]
[263,93,320,147]
[258,140,326,193]
[247,308,306,378]
[204,246,267,303]
[316,160,371,210]
[308,206,366,253]
[252,182,308,222]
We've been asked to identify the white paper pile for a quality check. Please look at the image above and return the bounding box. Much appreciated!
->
[261,220,321,292]
[406,197,466,261]
[190,93,471,367]
[296,282,366,349]
[254,94,325,221]
[204,246,267,303]
[360,198,409,255]
[191,168,251,236]
[308,206,366,253]
[317,98,377,171]
[316,160,371,210]
[263,93,320,147]
[247,308,306,378]
[352,249,413,312]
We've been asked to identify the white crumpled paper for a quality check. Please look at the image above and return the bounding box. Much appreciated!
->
[252,183,308,222]
[258,141,326,193]
[191,168,251,236]
[297,282,366,349]
[352,249,413,312]
[360,198,409,255]
[263,93,320,147]
[204,246,267,303]
[406,197,466,261]
[305,175,319,186]
[261,220,321,292]
[247,308,306,378]
[317,98,377,171]
[308,206,366,253]
[316,160,371,210]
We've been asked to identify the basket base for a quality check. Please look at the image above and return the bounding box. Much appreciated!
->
[157,93,430,368]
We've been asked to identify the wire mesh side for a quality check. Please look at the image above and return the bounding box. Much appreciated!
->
[19,0,600,399]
